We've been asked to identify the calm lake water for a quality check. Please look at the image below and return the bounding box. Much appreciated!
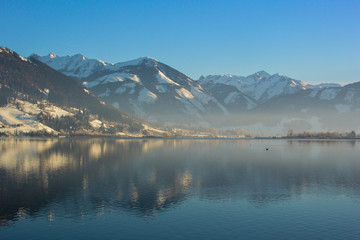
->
[1,138,360,239]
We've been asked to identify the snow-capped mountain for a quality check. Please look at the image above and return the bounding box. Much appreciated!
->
[198,72,342,109]
[32,53,227,123]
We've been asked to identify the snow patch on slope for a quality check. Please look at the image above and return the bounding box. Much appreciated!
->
[89,119,103,129]
[244,96,257,110]
[176,88,194,99]
[223,92,256,109]
[43,105,73,118]
[190,86,212,104]
[224,92,239,105]
[138,88,158,104]
[156,71,180,86]
[85,73,140,88]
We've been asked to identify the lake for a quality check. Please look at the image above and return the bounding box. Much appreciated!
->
[1,138,360,239]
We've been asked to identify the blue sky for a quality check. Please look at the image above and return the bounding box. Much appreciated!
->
[1,0,359,84]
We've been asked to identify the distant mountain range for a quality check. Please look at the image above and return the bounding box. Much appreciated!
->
[198,73,342,110]
[32,52,360,125]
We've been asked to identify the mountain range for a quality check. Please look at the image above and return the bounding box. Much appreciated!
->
[1,47,359,136]
[32,53,360,125]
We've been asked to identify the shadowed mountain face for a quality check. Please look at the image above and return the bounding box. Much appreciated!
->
[33,52,360,128]
[1,138,360,225]
[0,47,142,129]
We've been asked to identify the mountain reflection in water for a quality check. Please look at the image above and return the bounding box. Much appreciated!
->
[0,138,359,225]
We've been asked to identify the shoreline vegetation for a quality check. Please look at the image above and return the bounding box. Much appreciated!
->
[0,130,358,140]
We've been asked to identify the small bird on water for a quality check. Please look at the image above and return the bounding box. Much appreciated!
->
[266,148,269,151]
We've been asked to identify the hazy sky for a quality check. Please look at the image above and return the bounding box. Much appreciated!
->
[1,0,359,84]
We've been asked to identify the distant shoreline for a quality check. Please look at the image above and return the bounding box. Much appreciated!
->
[1,135,359,140]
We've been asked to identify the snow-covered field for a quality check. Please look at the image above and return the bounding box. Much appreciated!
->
[0,98,171,137]
[0,100,79,135]
[0,103,57,135]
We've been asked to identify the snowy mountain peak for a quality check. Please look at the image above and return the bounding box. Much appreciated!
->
[49,52,56,58]
[139,56,158,61]
[32,53,162,78]
[254,70,271,79]
[245,71,272,81]
[32,53,113,78]
[110,56,159,70]
[137,56,159,67]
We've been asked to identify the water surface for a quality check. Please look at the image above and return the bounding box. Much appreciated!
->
[1,138,360,239]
